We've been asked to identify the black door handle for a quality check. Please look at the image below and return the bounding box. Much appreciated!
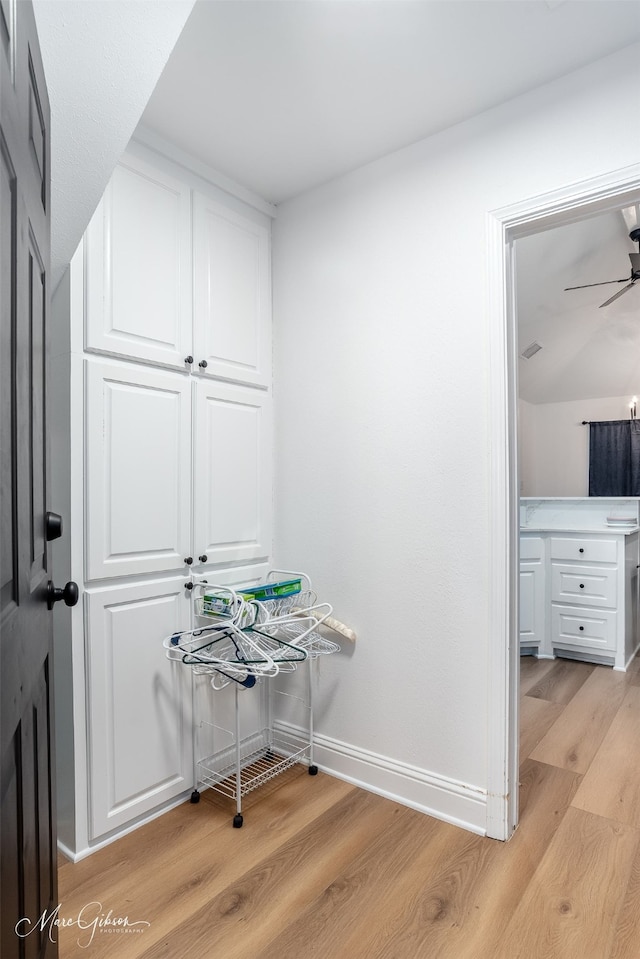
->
[46,580,79,610]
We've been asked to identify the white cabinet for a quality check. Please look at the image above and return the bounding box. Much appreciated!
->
[85,360,193,580]
[193,192,271,387]
[85,361,272,582]
[519,535,546,653]
[85,154,272,389]
[520,525,640,670]
[193,379,272,568]
[51,143,275,857]
[85,577,192,838]
[550,533,632,667]
[85,153,192,370]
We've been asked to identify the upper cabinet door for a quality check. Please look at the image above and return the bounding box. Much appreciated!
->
[85,360,192,580]
[193,379,272,567]
[193,193,271,388]
[85,153,192,369]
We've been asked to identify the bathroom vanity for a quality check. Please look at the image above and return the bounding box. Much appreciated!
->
[520,498,640,670]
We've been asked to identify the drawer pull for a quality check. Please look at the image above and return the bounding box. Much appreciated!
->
[579,625,584,631]
[579,583,585,589]
[579,548,584,553]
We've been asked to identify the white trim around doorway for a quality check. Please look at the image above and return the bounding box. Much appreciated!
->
[485,162,640,841]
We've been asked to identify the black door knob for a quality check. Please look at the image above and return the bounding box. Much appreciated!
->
[46,580,79,611]
[45,511,63,541]
[198,359,208,369]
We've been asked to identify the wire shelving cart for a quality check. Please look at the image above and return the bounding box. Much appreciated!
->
[164,570,344,827]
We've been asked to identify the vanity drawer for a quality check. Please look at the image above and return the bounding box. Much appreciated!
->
[549,537,617,564]
[551,564,617,608]
[520,536,544,561]
[551,604,616,651]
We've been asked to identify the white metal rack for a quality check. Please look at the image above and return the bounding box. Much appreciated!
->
[164,570,341,827]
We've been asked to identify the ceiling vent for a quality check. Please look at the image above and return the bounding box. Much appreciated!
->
[520,341,543,360]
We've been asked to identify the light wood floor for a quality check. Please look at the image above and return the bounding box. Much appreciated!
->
[58,655,640,959]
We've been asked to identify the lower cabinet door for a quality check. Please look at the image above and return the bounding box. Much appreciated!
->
[86,576,192,839]
[520,561,545,647]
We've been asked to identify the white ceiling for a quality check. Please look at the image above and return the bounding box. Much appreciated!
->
[140,0,640,205]
[517,209,640,405]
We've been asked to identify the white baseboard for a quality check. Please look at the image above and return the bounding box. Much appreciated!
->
[275,721,487,836]
[57,791,192,863]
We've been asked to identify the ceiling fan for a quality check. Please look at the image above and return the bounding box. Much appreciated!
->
[564,227,640,308]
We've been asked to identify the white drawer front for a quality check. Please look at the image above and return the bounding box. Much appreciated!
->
[551,564,617,608]
[520,536,544,561]
[551,604,617,651]
[549,537,617,564]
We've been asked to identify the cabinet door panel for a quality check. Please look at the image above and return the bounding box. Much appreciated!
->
[194,380,272,566]
[85,153,191,368]
[86,361,192,579]
[193,193,271,387]
[86,578,192,838]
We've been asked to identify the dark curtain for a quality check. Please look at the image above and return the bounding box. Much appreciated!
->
[589,420,640,495]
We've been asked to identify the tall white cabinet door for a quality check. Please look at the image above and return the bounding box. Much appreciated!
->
[86,577,192,839]
[85,153,192,369]
[193,380,272,567]
[86,361,192,580]
[193,192,271,387]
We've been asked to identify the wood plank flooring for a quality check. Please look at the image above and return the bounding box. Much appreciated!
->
[57,656,640,959]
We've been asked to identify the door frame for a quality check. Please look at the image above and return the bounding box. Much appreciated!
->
[485,161,640,841]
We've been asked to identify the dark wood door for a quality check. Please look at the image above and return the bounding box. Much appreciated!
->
[1,3,58,957]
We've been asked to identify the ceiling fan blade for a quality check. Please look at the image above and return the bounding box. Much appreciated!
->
[599,280,636,308]
[564,278,629,291]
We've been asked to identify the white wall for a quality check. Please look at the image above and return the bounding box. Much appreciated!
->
[520,395,640,496]
[272,44,640,833]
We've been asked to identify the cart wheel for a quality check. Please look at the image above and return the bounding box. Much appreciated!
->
[190,790,200,804]
[308,765,318,776]
[233,814,244,828]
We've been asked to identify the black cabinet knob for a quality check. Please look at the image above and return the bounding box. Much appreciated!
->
[184,557,193,565]
[579,625,585,631]
[199,554,208,563]
[185,582,194,591]
[46,580,79,611]
[185,356,194,365]
[579,548,584,553]
[198,359,208,369]
[579,583,585,589]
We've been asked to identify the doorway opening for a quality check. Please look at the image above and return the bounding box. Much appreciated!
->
[486,163,640,840]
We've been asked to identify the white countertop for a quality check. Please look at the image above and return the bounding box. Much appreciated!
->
[520,525,640,535]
